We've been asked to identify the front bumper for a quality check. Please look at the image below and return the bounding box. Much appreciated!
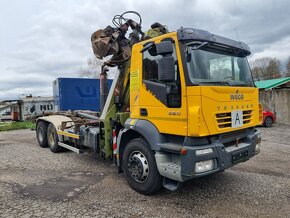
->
[155,129,261,182]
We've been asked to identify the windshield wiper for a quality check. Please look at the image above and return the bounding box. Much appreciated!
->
[228,81,253,87]
[199,81,231,86]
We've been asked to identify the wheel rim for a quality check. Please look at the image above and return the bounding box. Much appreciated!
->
[38,127,43,142]
[127,151,149,183]
[48,130,55,146]
[266,118,272,126]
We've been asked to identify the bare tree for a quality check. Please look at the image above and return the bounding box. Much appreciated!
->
[79,56,116,79]
[250,57,271,80]
[266,58,282,79]
[210,57,228,80]
[286,57,290,77]
[79,56,104,79]
[250,57,282,80]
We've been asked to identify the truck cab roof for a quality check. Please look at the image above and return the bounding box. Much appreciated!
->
[177,28,250,57]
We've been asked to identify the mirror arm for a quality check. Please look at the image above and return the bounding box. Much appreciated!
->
[140,42,155,53]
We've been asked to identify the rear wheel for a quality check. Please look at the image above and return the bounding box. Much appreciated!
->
[264,116,273,127]
[36,121,48,148]
[123,138,163,195]
[47,123,61,153]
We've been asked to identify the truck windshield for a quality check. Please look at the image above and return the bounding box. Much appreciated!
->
[185,44,254,87]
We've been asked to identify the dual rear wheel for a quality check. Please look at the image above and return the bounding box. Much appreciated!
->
[36,122,61,152]
[36,121,48,148]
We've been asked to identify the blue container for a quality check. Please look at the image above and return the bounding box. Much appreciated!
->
[53,78,113,112]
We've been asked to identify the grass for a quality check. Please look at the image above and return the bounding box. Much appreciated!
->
[0,121,35,132]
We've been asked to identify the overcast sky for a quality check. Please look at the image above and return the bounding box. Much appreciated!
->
[0,0,290,100]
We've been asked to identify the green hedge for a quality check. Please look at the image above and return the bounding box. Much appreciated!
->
[0,121,35,132]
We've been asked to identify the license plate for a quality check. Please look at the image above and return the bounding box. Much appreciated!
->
[231,110,243,128]
[232,149,249,164]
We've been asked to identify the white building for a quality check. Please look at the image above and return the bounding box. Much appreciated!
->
[0,96,54,121]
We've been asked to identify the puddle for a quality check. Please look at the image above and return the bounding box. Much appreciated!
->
[18,171,105,201]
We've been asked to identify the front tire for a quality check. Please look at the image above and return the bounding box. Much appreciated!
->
[47,123,61,153]
[36,121,48,148]
[123,138,163,195]
[264,116,273,127]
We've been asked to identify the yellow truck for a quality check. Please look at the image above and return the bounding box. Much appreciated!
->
[36,11,262,194]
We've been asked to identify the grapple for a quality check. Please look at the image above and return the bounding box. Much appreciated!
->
[91,28,132,66]
[91,11,143,66]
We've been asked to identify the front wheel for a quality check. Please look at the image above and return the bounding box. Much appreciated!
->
[122,138,163,195]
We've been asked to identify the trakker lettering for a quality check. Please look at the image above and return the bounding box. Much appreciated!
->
[217,104,254,111]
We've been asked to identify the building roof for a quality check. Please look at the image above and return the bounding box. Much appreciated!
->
[254,77,290,90]
[0,102,18,112]
[21,96,53,102]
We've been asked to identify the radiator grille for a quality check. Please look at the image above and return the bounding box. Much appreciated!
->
[216,110,253,128]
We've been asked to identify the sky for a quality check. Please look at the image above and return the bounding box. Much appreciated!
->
[0,0,290,100]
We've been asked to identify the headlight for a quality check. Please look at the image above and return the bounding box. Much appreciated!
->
[257,132,262,141]
[255,143,261,152]
[195,159,214,173]
[255,133,262,152]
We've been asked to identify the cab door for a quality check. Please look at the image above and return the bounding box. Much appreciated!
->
[138,35,188,136]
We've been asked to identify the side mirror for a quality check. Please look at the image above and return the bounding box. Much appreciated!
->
[158,57,175,81]
[156,41,174,56]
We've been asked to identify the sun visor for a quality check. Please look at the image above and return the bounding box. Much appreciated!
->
[177,28,251,57]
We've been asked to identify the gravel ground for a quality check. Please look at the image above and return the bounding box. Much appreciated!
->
[0,125,289,217]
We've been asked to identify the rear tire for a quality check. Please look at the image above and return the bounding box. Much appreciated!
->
[123,138,163,195]
[47,123,61,153]
[36,121,48,148]
[264,116,273,127]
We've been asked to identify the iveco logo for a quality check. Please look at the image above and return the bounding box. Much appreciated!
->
[230,90,244,100]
